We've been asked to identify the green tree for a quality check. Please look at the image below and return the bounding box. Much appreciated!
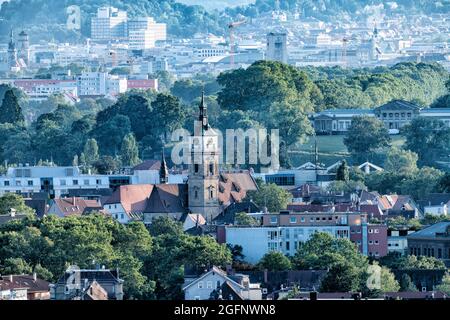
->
[384,147,418,176]
[320,262,361,292]
[0,257,32,274]
[380,266,400,292]
[336,160,350,182]
[399,274,418,292]
[246,183,291,212]
[0,89,24,124]
[0,193,34,215]
[257,251,292,271]
[82,138,99,167]
[120,133,140,166]
[400,166,444,200]
[234,212,259,226]
[93,155,121,174]
[402,117,450,166]
[436,273,450,295]
[344,116,390,162]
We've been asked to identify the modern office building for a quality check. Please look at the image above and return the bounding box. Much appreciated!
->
[91,7,128,42]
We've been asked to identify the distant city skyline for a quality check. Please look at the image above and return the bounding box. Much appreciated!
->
[177,0,255,10]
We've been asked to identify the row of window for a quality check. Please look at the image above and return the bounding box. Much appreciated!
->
[409,247,448,259]
[270,216,341,224]
[197,280,221,289]
[380,112,412,119]
[3,179,105,187]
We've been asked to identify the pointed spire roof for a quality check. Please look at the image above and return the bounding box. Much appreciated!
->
[159,148,169,184]
[198,90,209,130]
[8,29,15,50]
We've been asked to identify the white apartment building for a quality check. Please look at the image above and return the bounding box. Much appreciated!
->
[91,7,128,42]
[0,166,110,198]
[76,72,126,97]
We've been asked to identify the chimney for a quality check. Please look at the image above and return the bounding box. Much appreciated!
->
[264,269,268,283]
[72,197,76,206]
[9,275,13,282]
[33,272,37,282]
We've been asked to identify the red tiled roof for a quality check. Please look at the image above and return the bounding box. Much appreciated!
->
[54,197,102,216]
[132,160,161,171]
[104,185,154,214]
[218,171,258,206]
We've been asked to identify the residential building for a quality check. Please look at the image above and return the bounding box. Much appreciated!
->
[221,211,388,263]
[407,222,450,267]
[417,194,450,216]
[76,72,127,97]
[311,100,450,135]
[50,267,124,300]
[0,166,110,198]
[47,197,103,217]
[388,227,415,255]
[183,213,206,231]
[266,32,288,63]
[91,7,128,42]
[103,184,154,224]
[0,274,50,300]
[183,266,262,300]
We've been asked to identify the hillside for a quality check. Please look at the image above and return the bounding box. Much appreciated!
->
[1,0,448,42]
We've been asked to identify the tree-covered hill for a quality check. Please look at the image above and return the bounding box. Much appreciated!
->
[0,0,228,41]
[1,0,449,42]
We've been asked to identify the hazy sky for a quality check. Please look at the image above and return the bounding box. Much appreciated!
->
[177,1,256,10]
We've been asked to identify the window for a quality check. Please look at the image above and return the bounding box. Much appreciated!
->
[28,180,33,186]
[369,240,373,245]
[73,179,78,185]
[4,181,9,186]
[96,179,101,185]
[217,281,221,288]
[374,240,379,245]
[290,217,297,224]
[84,179,89,186]
[194,164,199,173]
[286,241,290,251]
[120,214,124,220]
[198,281,203,289]
[210,190,214,199]
[374,229,379,234]
[195,190,198,199]
[60,179,66,186]
[270,217,278,224]
[438,248,442,259]
[369,229,373,233]
[209,163,214,175]
[206,281,212,289]
[300,217,305,222]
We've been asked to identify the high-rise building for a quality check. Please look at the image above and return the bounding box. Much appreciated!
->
[266,32,288,64]
[91,7,128,42]
[128,17,166,50]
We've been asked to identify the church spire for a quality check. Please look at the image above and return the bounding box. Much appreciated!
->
[159,148,169,184]
[199,91,209,130]
[8,29,15,50]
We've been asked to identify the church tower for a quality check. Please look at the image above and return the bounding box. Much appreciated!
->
[17,30,30,66]
[7,30,18,70]
[188,92,221,221]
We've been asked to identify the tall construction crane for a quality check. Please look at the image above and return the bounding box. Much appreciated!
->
[228,19,246,69]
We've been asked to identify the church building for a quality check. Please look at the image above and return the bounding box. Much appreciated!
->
[103,93,259,224]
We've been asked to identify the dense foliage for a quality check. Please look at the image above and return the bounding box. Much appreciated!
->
[0,215,231,299]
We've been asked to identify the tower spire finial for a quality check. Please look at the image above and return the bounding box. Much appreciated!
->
[159,147,168,184]
[199,90,208,129]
